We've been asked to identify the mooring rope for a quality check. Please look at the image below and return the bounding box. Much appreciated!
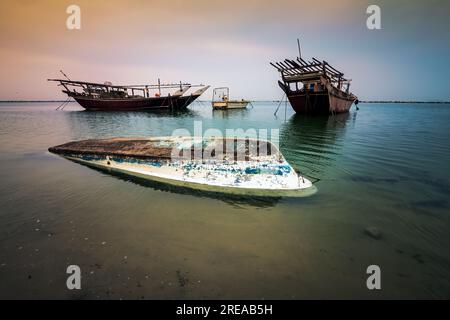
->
[179,97,191,110]
[56,97,71,110]
[60,98,73,110]
[274,93,286,116]
[284,97,288,122]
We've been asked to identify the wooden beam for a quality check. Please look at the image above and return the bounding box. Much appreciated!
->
[276,62,297,76]
[297,58,318,72]
[270,62,281,71]
[47,79,202,90]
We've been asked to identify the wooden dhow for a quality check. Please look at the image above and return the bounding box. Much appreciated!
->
[271,44,358,114]
[48,75,209,111]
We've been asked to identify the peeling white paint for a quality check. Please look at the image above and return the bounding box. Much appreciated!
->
[56,137,316,197]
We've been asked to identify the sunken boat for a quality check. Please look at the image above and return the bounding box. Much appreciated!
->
[49,136,316,197]
[271,53,358,114]
[48,76,210,111]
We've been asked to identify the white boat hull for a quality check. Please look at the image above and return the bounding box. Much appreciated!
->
[64,156,316,197]
[212,101,249,110]
[49,136,317,197]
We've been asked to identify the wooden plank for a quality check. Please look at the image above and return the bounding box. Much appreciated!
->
[280,62,302,76]
[285,59,301,69]
[297,58,317,72]
[276,62,297,76]
[270,62,281,71]
[284,59,313,74]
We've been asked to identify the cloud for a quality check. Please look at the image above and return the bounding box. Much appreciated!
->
[0,0,449,100]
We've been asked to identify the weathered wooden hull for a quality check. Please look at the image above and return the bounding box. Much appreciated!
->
[279,82,356,115]
[72,94,200,111]
[280,83,356,114]
[286,92,355,114]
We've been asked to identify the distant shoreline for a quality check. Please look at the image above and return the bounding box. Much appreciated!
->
[360,101,450,104]
[0,100,449,104]
[0,100,74,103]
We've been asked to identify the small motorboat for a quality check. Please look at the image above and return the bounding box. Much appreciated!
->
[211,87,249,110]
[48,136,316,197]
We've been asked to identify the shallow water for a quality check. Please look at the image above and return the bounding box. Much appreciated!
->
[0,102,449,299]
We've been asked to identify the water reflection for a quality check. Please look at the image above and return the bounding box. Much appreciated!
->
[2,102,450,298]
[82,108,198,117]
[68,107,198,119]
[70,159,283,208]
[280,113,354,181]
[63,108,200,139]
[212,108,250,119]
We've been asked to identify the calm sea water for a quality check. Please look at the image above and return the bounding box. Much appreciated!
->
[0,101,449,299]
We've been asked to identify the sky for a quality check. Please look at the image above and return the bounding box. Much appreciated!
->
[0,0,449,101]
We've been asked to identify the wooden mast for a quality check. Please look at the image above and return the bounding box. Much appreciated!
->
[297,38,302,59]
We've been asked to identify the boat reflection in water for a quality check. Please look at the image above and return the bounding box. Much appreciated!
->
[83,164,283,208]
[64,108,199,139]
[212,108,250,119]
[280,112,354,182]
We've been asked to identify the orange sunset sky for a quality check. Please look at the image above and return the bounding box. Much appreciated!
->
[0,0,449,101]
